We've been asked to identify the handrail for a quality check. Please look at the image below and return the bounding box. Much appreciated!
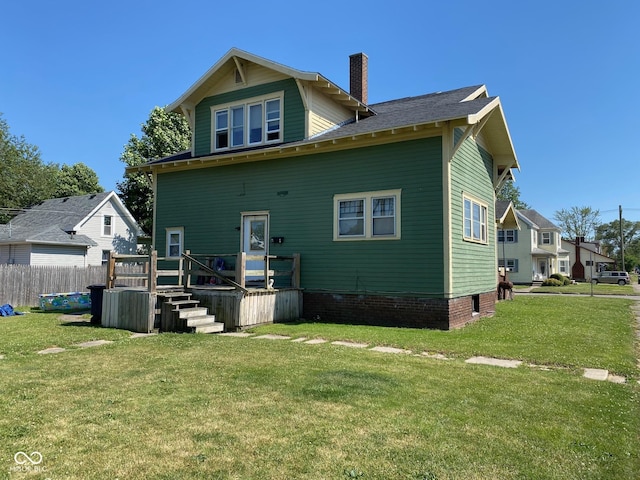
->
[106,251,299,293]
[182,252,248,293]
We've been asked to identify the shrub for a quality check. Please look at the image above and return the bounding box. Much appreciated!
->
[541,278,563,287]
[550,273,572,285]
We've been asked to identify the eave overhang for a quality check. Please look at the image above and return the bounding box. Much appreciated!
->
[496,202,521,231]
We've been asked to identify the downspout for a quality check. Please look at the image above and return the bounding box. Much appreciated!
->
[151,170,158,251]
[442,122,453,298]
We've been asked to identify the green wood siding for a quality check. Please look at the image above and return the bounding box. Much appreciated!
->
[193,79,305,156]
[450,135,496,296]
[155,137,445,296]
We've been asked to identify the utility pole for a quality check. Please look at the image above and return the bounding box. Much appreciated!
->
[619,205,625,271]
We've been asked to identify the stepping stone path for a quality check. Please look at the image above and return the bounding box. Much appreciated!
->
[466,356,522,368]
[331,341,368,348]
[26,327,632,384]
[252,334,291,340]
[130,332,158,338]
[38,347,66,355]
[371,346,411,355]
[75,340,113,348]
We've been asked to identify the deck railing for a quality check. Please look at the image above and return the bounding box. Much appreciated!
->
[106,250,300,293]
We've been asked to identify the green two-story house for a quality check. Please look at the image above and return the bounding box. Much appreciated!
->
[129,48,520,329]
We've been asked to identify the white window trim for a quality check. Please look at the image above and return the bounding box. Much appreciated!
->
[463,194,488,244]
[166,227,184,258]
[211,91,284,152]
[102,214,113,237]
[333,189,401,241]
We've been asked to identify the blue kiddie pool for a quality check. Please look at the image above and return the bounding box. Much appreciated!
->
[38,292,91,311]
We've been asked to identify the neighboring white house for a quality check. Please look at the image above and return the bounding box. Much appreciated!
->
[561,237,616,281]
[496,205,571,284]
[0,191,142,267]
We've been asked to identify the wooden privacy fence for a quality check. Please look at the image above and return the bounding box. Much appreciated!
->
[0,264,145,307]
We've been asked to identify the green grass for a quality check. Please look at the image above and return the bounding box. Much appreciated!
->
[0,298,638,479]
[532,282,636,295]
[252,295,638,376]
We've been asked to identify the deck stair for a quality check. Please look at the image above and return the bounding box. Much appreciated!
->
[159,291,224,333]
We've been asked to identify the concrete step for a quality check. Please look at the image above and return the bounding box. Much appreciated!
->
[175,307,208,318]
[187,315,217,327]
[168,299,200,308]
[193,322,225,334]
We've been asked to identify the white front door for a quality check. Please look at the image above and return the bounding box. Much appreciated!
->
[242,214,268,283]
[538,260,547,279]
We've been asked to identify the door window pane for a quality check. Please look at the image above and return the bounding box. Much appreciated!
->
[250,220,265,251]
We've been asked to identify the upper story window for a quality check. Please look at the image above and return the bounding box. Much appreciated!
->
[103,215,113,236]
[498,229,518,243]
[463,195,487,244]
[334,190,401,241]
[212,94,282,152]
[541,231,554,245]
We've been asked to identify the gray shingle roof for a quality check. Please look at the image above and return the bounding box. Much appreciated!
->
[310,86,496,142]
[518,209,559,230]
[0,192,113,246]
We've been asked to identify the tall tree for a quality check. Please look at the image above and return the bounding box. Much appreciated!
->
[117,107,191,234]
[497,180,530,209]
[54,163,104,197]
[596,219,640,271]
[554,206,601,241]
[0,113,58,222]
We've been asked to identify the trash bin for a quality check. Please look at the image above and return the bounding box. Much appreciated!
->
[87,284,106,324]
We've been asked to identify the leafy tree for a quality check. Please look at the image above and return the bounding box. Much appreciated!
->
[0,113,58,222]
[553,206,601,241]
[54,163,104,197]
[595,219,640,271]
[497,180,530,209]
[117,107,191,234]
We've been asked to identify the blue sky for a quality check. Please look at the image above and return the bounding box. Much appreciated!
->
[2,0,638,224]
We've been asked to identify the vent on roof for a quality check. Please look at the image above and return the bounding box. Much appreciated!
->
[62,198,69,202]
[90,194,96,199]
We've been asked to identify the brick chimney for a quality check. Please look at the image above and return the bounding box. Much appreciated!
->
[349,52,368,104]
[572,236,585,281]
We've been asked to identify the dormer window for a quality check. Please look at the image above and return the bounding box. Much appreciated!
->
[212,93,282,152]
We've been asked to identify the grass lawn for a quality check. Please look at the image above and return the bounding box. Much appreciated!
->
[1,297,639,479]
[531,282,636,295]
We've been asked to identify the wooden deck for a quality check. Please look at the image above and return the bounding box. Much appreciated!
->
[100,252,301,333]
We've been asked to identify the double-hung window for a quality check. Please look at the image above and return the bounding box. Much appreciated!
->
[212,94,282,152]
[334,190,401,240]
[103,215,113,236]
[498,258,519,272]
[541,232,554,245]
[463,196,488,243]
[498,229,517,243]
[166,228,184,258]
